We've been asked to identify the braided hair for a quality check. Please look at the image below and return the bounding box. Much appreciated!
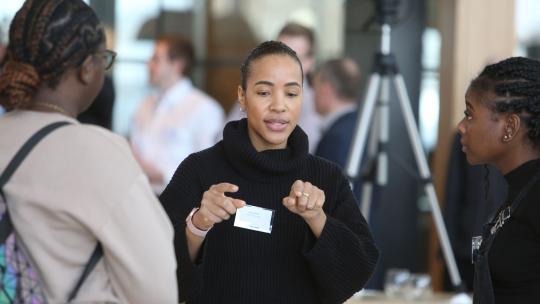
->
[470,57,540,145]
[0,0,104,111]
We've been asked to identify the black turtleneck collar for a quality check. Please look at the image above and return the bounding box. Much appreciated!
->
[503,158,540,204]
[222,118,309,182]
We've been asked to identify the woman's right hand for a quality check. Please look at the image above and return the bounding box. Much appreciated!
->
[192,183,246,230]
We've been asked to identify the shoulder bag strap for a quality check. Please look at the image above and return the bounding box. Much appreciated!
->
[68,243,103,302]
[0,121,103,301]
[0,121,71,242]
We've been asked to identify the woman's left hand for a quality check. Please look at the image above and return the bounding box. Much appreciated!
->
[282,180,325,220]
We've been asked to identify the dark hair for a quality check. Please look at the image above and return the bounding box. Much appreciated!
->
[157,34,194,75]
[239,40,303,90]
[0,0,104,111]
[316,58,361,101]
[470,56,540,145]
[278,22,315,56]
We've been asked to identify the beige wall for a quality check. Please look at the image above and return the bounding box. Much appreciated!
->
[430,0,515,290]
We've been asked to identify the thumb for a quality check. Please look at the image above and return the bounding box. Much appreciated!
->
[232,198,246,209]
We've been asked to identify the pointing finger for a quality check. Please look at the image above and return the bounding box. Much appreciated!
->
[290,179,304,198]
[211,183,239,195]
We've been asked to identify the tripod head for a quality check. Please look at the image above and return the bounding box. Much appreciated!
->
[373,0,402,25]
[360,0,404,56]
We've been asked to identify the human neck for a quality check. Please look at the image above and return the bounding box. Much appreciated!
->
[159,75,183,92]
[30,89,79,118]
[495,146,540,175]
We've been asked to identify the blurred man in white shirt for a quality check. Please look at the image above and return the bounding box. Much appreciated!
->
[131,35,224,193]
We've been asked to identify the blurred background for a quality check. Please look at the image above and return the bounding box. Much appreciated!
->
[1,0,539,293]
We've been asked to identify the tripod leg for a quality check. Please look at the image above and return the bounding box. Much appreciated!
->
[376,77,390,186]
[346,72,381,221]
[359,96,381,220]
[360,76,390,221]
[345,73,381,180]
[392,74,464,291]
[359,183,374,219]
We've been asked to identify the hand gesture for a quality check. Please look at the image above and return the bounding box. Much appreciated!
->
[282,180,325,220]
[193,183,246,230]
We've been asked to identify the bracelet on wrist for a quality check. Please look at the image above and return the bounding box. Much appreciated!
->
[186,207,212,238]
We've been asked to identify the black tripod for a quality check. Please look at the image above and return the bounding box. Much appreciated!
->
[345,0,469,298]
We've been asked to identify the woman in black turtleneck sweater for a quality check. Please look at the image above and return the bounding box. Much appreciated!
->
[160,41,379,303]
[457,57,540,304]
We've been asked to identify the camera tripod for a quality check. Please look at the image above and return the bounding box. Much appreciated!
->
[344,21,468,294]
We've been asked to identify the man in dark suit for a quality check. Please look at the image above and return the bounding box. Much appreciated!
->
[314,58,361,169]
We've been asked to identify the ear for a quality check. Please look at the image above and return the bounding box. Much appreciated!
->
[503,113,521,142]
[77,55,96,85]
[237,85,246,111]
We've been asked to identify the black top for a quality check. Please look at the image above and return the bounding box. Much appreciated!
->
[160,119,379,304]
[488,159,540,302]
[78,76,115,129]
[443,133,506,291]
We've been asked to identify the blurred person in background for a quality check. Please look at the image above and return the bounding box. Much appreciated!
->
[312,57,365,203]
[78,74,115,129]
[0,0,177,302]
[131,35,224,194]
[313,57,362,169]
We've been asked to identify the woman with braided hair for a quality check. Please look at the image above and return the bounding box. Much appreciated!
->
[0,0,177,302]
[458,57,540,303]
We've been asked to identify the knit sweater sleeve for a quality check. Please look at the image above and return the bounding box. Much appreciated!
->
[159,154,206,302]
[302,171,379,303]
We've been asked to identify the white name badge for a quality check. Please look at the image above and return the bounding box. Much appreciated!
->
[234,204,275,234]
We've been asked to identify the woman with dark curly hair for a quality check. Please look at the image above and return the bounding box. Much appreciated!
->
[0,0,177,302]
[458,57,540,303]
